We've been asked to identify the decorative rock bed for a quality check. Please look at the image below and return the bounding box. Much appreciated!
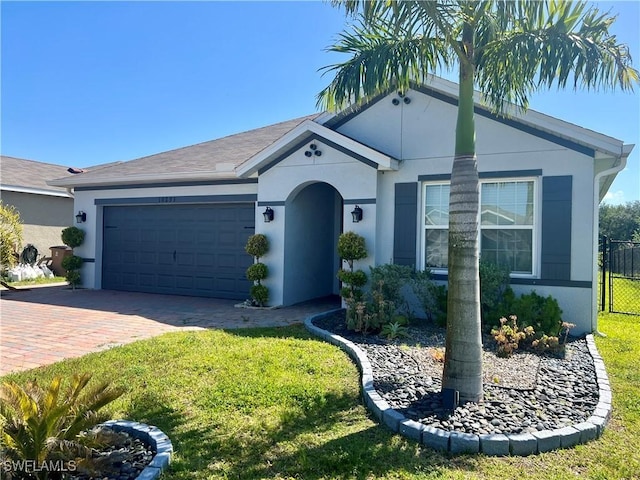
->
[305,309,612,456]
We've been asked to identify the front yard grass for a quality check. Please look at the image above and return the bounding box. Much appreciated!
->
[2,312,639,479]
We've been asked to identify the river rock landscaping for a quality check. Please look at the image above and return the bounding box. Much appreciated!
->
[312,311,600,437]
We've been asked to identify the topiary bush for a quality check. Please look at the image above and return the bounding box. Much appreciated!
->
[245,234,270,307]
[245,233,269,260]
[61,226,85,289]
[337,232,368,329]
[61,226,85,249]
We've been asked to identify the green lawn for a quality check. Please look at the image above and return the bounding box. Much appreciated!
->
[2,313,639,480]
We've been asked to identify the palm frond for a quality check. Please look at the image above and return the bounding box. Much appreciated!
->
[317,12,453,110]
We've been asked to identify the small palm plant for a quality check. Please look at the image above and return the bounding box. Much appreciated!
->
[0,373,124,480]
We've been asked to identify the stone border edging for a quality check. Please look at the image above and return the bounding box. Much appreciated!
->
[101,420,173,479]
[304,311,612,456]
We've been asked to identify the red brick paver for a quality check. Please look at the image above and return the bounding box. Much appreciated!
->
[0,285,339,376]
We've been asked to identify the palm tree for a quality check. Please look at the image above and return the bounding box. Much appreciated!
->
[318,0,638,403]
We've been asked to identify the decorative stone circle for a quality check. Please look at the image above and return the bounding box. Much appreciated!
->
[100,420,173,479]
[305,310,612,456]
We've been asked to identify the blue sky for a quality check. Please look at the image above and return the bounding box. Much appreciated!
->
[1,1,638,204]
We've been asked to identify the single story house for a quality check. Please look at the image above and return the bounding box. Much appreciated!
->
[1,156,75,258]
[48,76,633,335]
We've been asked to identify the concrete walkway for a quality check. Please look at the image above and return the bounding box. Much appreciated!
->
[0,285,340,376]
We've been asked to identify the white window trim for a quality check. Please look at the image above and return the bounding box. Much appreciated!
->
[420,177,540,278]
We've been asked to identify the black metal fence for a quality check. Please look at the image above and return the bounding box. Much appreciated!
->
[599,236,640,315]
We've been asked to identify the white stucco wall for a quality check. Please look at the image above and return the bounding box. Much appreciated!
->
[255,142,378,306]
[336,89,597,333]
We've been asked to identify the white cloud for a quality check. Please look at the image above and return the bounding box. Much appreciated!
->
[602,190,626,205]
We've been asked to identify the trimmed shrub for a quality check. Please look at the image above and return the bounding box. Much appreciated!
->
[246,262,268,282]
[250,284,269,306]
[245,234,269,259]
[61,226,85,249]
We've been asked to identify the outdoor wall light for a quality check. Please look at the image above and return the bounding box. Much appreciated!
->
[404,97,411,104]
[314,150,322,156]
[351,205,363,223]
[392,98,400,106]
[310,144,318,150]
[75,211,86,223]
[305,151,313,157]
[263,207,274,223]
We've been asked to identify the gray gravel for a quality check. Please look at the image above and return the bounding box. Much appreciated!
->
[314,313,599,436]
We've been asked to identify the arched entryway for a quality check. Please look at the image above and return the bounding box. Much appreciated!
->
[283,182,343,305]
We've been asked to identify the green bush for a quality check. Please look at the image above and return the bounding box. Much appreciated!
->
[245,234,270,306]
[494,289,563,337]
[62,254,84,271]
[411,270,448,327]
[0,373,123,480]
[250,284,269,307]
[369,264,414,316]
[0,201,23,269]
[246,262,268,282]
[479,259,511,326]
[61,226,85,249]
[337,231,367,268]
[337,232,368,328]
[245,234,269,259]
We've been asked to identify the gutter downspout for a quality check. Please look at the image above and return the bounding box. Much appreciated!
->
[591,144,634,335]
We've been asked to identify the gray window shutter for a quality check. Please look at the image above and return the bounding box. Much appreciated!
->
[541,176,572,280]
[394,182,418,266]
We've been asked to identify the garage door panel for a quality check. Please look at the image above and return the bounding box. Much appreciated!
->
[103,203,254,299]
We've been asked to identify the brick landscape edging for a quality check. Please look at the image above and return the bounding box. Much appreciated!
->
[304,311,612,456]
[101,420,173,479]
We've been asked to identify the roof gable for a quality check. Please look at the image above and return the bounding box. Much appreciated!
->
[323,75,627,159]
[236,120,399,178]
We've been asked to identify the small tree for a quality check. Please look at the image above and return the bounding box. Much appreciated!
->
[0,202,23,269]
[245,234,269,306]
[337,231,368,329]
[61,226,85,289]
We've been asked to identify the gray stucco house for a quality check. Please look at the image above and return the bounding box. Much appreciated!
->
[49,77,633,335]
[1,156,75,258]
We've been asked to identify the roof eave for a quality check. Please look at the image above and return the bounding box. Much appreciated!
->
[47,170,239,188]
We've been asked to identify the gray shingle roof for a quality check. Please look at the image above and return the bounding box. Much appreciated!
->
[49,114,321,187]
[0,156,74,196]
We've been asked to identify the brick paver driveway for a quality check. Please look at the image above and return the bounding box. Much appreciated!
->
[0,285,340,376]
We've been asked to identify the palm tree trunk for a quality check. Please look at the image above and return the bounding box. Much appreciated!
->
[442,48,484,404]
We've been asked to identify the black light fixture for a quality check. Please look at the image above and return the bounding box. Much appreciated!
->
[392,98,400,106]
[404,97,411,104]
[310,144,318,151]
[351,205,363,223]
[314,150,322,156]
[75,211,86,223]
[304,150,313,157]
[263,207,274,223]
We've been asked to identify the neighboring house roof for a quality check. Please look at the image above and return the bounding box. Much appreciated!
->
[49,114,321,188]
[0,156,74,198]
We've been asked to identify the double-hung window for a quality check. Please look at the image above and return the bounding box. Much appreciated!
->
[423,178,536,275]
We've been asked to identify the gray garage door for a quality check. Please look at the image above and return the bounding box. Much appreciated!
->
[102,203,255,299]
